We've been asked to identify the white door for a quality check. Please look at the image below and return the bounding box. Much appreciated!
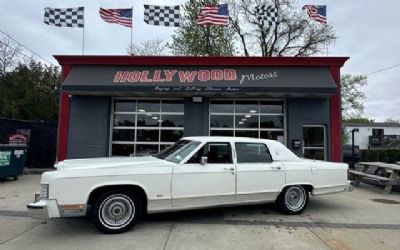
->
[172,142,236,207]
[235,142,285,202]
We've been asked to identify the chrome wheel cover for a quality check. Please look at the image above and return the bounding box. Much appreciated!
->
[99,194,135,229]
[284,186,306,211]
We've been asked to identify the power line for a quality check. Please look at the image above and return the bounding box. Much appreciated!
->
[0,29,54,65]
[0,40,37,61]
[366,63,400,75]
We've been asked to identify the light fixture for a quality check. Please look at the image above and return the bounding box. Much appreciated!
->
[192,96,203,103]
[249,110,257,113]
[158,120,163,123]
[146,113,152,116]
[241,118,247,121]
[238,121,244,124]
[152,117,158,120]
[245,115,251,118]
[138,109,145,112]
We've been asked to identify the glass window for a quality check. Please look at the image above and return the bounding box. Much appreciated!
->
[303,148,325,161]
[137,114,159,127]
[210,115,234,128]
[260,101,283,113]
[135,144,159,156]
[209,100,285,144]
[137,129,159,142]
[137,100,160,113]
[163,141,201,163]
[112,99,184,156]
[114,114,135,127]
[162,100,184,113]
[260,116,283,128]
[303,127,324,147]
[187,143,232,164]
[210,100,234,113]
[235,130,259,138]
[235,143,272,163]
[235,115,258,128]
[161,130,184,142]
[115,101,135,112]
[112,144,134,156]
[210,130,234,136]
[235,101,258,114]
[112,129,135,141]
[161,115,184,127]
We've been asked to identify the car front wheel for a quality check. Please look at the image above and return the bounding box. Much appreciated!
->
[276,185,309,215]
[92,190,142,234]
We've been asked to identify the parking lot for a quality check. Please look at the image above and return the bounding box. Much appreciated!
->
[1,175,400,250]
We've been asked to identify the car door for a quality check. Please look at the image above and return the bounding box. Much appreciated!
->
[235,142,285,202]
[171,142,236,207]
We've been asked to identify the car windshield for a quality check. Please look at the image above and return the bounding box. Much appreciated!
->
[157,140,201,163]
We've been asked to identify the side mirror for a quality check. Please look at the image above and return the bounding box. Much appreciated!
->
[200,156,208,165]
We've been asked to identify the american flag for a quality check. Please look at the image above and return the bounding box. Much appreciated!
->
[302,5,326,24]
[197,4,229,26]
[99,8,133,27]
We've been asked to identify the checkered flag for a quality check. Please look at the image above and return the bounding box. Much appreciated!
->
[144,5,180,27]
[44,7,84,28]
[255,4,278,27]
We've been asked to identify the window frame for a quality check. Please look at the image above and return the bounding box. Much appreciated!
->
[302,125,326,160]
[109,97,184,156]
[234,142,273,164]
[209,99,286,144]
[184,142,234,165]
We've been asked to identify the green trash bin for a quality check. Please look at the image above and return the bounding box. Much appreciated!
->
[0,145,28,180]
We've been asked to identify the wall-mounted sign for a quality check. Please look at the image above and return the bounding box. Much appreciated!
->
[9,134,28,146]
[62,65,336,95]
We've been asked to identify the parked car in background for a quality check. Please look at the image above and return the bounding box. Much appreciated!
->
[28,137,352,234]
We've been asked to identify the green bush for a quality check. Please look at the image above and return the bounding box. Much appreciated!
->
[360,149,400,163]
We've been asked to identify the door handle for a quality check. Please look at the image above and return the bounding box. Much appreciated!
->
[224,167,235,171]
[271,166,282,170]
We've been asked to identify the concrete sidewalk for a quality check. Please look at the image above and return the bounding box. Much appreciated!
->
[1,175,400,250]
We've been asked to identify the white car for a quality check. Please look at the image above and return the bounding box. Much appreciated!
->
[28,136,352,233]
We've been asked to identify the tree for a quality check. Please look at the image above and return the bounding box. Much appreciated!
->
[169,0,235,56]
[341,74,368,120]
[344,117,374,124]
[127,38,169,56]
[228,0,336,56]
[0,36,22,76]
[0,59,60,121]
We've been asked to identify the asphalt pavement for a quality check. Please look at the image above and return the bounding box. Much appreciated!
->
[1,175,400,250]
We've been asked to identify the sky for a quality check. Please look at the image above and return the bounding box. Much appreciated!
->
[0,0,399,122]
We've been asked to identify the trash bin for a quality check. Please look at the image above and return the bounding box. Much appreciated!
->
[0,145,28,180]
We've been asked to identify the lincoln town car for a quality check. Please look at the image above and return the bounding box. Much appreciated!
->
[28,136,352,233]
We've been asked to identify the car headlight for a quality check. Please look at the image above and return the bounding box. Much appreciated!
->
[40,184,49,200]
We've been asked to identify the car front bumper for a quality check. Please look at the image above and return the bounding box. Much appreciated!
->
[27,196,61,220]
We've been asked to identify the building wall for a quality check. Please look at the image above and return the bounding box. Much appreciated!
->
[183,97,210,137]
[344,126,400,149]
[67,96,111,159]
[287,98,331,160]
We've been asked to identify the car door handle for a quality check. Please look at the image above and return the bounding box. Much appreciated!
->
[224,167,235,171]
[271,166,282,170]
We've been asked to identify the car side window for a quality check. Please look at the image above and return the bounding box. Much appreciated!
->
[187,142,233,164]
[235,143,272,163]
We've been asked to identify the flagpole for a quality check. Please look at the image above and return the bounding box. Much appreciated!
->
[130,6,133,52]
[82,25,85,55]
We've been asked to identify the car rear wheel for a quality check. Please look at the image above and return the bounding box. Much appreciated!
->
[92,190,142,234]
[276,185,309,215]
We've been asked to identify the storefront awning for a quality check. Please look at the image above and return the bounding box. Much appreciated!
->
[61,65,337,97]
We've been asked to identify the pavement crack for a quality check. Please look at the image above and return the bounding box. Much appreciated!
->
[308,227,334,250]
[162,223,174,250]
[0,221,43,246]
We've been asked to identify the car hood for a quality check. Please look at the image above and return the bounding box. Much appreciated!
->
[55,156,170,171]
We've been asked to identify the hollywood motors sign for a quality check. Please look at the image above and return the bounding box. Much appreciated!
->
[113,69,279,84]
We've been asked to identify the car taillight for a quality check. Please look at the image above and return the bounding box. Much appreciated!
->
[40,184,49,200]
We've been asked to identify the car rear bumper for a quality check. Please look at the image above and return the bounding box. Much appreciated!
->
[346,180,355,192]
